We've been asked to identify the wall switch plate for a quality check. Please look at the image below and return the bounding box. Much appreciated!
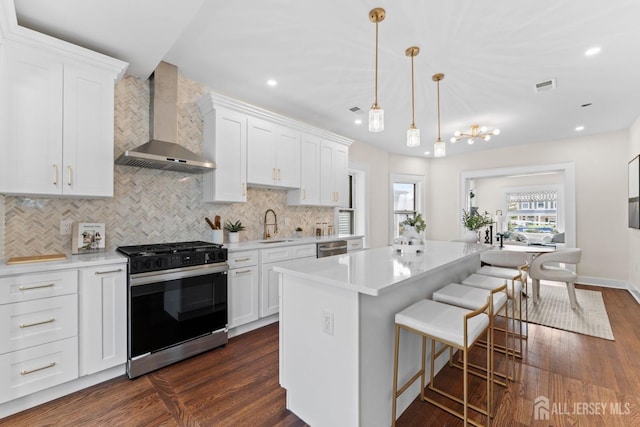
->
[60,220,73,235]
[322,309,334,336]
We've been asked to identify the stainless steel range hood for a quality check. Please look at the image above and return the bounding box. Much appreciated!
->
[116,62,215,173]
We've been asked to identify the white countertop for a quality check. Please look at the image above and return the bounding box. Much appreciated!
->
[0,251,128,276]
[225,234,363,252]
[274,240,487,296]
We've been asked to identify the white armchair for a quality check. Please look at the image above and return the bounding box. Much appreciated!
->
[529,249,582,309]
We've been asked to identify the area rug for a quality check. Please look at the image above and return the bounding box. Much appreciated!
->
[520,283,614,340]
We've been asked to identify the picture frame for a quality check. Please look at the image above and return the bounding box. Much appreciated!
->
[629,155,640,229]
[72,222,106,254]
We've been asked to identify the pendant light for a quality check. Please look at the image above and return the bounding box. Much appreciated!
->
[406,46,420,147]
[368,8,385,133]
[433,73,446,158]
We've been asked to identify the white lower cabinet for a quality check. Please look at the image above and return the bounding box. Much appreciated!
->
[78,263,127,376]
[0,336,78,404]
[0,269,79,404]
[260,244,316,317]
[227,251,260,328]
[347,238,364,252]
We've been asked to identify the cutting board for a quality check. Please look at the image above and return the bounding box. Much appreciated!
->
[6,253,67,265]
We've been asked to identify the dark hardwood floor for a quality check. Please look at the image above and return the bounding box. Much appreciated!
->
[3,285,640,426]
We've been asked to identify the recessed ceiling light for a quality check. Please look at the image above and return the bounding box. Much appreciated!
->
[424,151,430,156]
[575,126,585,131]
[354,119,362,125]
[585,46,601,57]
[267,79,277,87]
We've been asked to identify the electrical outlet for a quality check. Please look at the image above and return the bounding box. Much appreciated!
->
[321,310,334,336]
[60,220,73,235]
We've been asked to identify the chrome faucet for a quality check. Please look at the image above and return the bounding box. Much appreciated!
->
[264,209,278,239]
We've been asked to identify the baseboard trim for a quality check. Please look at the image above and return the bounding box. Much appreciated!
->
[577,276,640,304]
[228,314,279,338]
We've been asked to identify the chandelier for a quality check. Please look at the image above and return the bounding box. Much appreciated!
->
[368,8,385,133]
[432,73,446,157]
[450,124,500,144]
[406,46,420,147]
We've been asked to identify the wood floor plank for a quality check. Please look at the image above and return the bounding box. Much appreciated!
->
[2,286,640,426]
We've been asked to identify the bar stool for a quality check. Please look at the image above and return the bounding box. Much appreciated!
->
[391,299,491,427]
[476,250,528,340]
[463,273,524,359]
[433,282,511,388]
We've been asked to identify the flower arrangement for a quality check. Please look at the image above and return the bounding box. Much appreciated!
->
[461,209,492,231]
[401,213,427,233]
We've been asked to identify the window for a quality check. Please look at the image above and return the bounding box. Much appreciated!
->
[390,174,425,240]
[521,202,530,209]
[506,190,558,232]
[536,201,545,209]
[337,174,354,235]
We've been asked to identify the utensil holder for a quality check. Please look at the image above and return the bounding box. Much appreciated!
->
[212,229,223,244]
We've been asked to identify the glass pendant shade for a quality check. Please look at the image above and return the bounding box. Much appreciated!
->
[406,127,420,147]
[434,140,446,157]
[369,107,384,132]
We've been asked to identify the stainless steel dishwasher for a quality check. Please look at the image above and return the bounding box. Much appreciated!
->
[316,240,348,258]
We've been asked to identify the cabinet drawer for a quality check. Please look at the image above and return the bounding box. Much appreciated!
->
[0,336,78,404]
[260,247,292,264]
[289,244,316,260]
[0,294,78,355]
[0,270,77,305]
[347,239,364,251]
[227,250,259,269]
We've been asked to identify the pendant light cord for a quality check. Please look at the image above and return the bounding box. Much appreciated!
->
[374,22,379,108]
[411,54,415,128]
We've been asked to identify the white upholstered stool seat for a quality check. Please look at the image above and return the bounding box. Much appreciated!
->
[392,299,492,427]
[477,265,521,282]
[463,273,522,298]
[433,283,507,312]
[395,299,489,347]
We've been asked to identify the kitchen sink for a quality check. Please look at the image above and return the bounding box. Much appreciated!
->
[256,239,294,244]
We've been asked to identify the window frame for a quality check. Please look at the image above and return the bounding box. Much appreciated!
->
[389,173,425,243]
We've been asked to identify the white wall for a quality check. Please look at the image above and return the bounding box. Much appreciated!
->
[350,140,389,248]
[629,116,640,292]
[429,131,630,283]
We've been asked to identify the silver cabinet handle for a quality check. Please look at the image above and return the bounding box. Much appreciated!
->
[21,362,56,376]
[19,283,55,291]
[20,318,55,328]
[302,189,306,200]
[95,268,123,275]
[67,166,72,186]
[242,182,247,196]
[233,257,251,262]
[53,164,58,185]
[234,269,252,275]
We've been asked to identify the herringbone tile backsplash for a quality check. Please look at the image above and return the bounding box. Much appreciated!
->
[0,75,333,258]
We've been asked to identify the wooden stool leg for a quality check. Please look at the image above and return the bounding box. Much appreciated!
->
[391,324,401,427]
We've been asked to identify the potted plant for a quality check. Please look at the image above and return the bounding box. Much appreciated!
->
[461,209,492,243]
[400,213,427,234]
[295,227,303,238]
[224,220,245,243]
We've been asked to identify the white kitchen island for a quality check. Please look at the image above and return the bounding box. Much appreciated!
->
[274,240,487,427]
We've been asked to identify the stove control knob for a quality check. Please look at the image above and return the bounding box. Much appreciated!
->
[144,259,152,270]
[155,258,164,268]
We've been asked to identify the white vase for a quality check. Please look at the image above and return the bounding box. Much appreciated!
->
[463,229,479,243]
[228,231,240,243]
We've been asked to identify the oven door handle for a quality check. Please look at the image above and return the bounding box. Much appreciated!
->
[130,263,228,287]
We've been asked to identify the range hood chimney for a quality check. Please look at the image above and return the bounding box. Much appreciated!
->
[116,61,215,173]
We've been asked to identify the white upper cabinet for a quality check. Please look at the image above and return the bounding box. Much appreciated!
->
[320,140,349,207]
[247,117,300,189]
[0,38,125,198]
[198,99,248,203]
[287,133,321,205]
[198,91,351,202]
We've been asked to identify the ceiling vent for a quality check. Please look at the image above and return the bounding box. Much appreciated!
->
[349,106,362,113]
[534,78,557,93]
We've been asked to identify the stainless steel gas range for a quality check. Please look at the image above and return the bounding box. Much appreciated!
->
[117,241,228,379]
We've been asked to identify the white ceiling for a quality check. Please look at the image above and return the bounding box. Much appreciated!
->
[13,0,640,158]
